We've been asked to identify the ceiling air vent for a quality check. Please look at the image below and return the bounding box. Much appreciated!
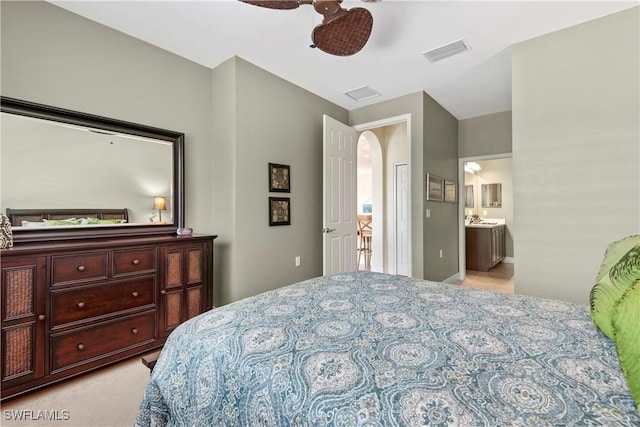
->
[422,39,471,62]
[344,85,381,102]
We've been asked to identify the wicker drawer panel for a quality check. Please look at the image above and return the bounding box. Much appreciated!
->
[50,311,155,371]
[113,248,156,277]
[52,252,108,285]
[3,324,34,378]
[51,278,155,327]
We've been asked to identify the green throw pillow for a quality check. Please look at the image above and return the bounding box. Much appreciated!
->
[589,235,640,339]
[85,218,124,225]
[42,218,82,226]
[611,280,640,411]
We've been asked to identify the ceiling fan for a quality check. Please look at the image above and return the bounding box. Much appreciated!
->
[239,0,375,56]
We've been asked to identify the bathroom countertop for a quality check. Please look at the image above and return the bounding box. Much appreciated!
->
[465,223,505,229]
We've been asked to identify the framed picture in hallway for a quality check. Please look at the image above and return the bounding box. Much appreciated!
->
[269,197,290,226]
[426,174,444,201]
[444,180,457,203]
[269,163,290,192]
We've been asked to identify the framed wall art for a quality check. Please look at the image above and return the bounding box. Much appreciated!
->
[269,197,290,226]
[444,180,457,203]
[269,163,290,192]
[426,174,444,201]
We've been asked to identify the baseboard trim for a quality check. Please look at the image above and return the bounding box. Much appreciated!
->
[443,273,460,284]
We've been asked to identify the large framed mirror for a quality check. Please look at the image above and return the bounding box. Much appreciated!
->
[464,185,474,208]
[481,183,502,208]
[1,97,184,243]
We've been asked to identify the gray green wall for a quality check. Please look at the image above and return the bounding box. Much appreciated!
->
[350,92,459,282]
[212,57,349,304]
[459,111,512,158]
[512,6,640,304]
[6,1,634,308]
[0,1,349,306]
[0,0,215,236]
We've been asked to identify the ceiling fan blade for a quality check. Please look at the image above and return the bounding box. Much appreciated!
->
[312,7,373,56]
[239,0,301,10]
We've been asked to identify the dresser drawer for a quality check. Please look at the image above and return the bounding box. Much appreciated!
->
[50,311,155,371]
[52,252,108,286]
[51,277,155,327]
[113,248,156,277]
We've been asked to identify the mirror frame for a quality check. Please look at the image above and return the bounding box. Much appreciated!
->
[1,96,184,243]
[481,183,502,208]
[464,185,474,208]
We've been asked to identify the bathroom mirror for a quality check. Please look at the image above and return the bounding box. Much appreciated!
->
[481,183,502,208]
[464,185,474,208]
[1,96,184,243]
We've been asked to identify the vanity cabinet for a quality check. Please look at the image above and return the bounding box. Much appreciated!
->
[465,225,505,272]
[0,234,215,400]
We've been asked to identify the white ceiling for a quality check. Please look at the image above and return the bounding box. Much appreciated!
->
[50,0,637,119]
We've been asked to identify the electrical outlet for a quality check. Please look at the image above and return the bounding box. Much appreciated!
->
[295,256,301,267]
[439,249,443,258]
[425,209,431,219]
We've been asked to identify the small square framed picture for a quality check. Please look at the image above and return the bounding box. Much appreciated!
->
[269,163,290,192]
[426,174,444,201]
[269,197,290,226]
[444,180,457,203]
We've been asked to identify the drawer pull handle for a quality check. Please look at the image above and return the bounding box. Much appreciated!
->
[160,290,167,295]
[132,259,140,265]
[77,302,86,309]
[131,328,138,335]
[132,291,139,297]
[77,265,86,272]
[38,314,45,321]
[77,343,85,351]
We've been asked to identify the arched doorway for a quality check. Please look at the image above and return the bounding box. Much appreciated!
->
[357,131,383,271]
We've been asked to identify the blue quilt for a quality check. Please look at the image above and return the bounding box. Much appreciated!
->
[136,271,639,426]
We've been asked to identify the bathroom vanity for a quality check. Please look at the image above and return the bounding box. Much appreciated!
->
[465,223,506,272]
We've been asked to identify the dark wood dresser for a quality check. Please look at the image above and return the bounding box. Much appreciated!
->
[1,234,216,400]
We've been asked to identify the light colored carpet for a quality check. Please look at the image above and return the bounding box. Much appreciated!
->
[1,351,155,427]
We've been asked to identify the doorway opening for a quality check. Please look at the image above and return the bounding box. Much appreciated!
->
[357,131,382,271]
[354,115,411,275]
[457,154,514,292]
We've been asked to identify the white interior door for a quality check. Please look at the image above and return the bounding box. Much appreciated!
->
[395,164,409,276]
[323,115,357,275]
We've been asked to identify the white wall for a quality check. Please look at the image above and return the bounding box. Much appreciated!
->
[384,123,408,273]
[357,135,374,214]
[512,7,639,304]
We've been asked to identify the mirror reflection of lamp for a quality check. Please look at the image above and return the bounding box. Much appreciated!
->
[153,196,167,223]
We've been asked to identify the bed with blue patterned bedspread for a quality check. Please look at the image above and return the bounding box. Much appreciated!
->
[136,271,639,426]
